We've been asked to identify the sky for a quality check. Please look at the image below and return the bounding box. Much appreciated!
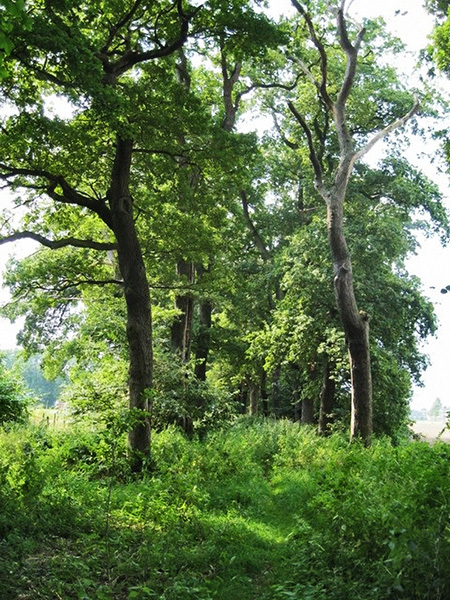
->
[1,0,449,409]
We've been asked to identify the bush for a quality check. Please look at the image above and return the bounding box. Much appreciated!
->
[0,356,33,425]
[152,352,237,435]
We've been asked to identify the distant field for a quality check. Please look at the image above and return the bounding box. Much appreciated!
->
[411,420,450,443]
[31,407,71,429]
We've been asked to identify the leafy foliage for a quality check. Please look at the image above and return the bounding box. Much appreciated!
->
[0,419,449,599]
[0,354,32,424]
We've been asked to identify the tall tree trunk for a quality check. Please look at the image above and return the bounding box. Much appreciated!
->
[287,4,418,446]
[318,356,336,435]
[327,201,372,444]
[249,380,259,416]
[293,389,302,422]
[171,52,197,365]
[301,396,315,424]
[271,366,281,416]
[193,264,212,380]
[261,371,269,416]
[171,259,195,362]
[108,137,153,468]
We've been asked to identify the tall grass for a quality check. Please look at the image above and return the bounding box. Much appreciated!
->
[0,418,448,599]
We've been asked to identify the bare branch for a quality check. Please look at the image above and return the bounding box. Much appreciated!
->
[0,231,118,251]
[286,53,321,92]
[336,6,365,108]
[287,101,324,189]
[352,99,421,165]
[273,112,299,150]
[290,1,333,109]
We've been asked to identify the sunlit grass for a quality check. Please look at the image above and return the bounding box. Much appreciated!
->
[0,418,449,599]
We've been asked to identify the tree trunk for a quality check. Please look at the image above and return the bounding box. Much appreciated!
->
[293,389,302,422]
[108,137,153,468]
[194,299,212,380]
[301,396,315,424]
[318,357,336,435]
[238,383,248,414]
[171,259,195,362]
[271,366,281,417]
[327,201,372,444]
[194,264,212,381]
[249,381,259,416]
[261,371,269,416]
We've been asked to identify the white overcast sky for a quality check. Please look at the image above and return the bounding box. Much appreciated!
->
[1,0,449,409]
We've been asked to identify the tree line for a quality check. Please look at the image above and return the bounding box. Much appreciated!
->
[0,0,449,468]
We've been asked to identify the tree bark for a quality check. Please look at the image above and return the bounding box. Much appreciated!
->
[318,356,336,435]
[249,381,259,416]
[271,366,281,416]
[194,298,212,381]
[171,259,195,362]
[327,201,372,443]
[301,396,315,424]
[108,137,153,468]
[293,390,302,422]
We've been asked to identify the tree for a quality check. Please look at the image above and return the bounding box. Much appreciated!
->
[263,0,422,444]
[0,0,209,467]
[0,0,282,464]
[0,0,30,77]
[429,397,444,419]
[0,354,31,424]
[4,351,65,407]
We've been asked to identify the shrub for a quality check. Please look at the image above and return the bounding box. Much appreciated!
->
[0,356,33,425]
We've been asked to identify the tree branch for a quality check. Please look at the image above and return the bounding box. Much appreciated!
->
[352,99,421,166]
[272,112,299,150]
[0,164,113,228]
[100,0,144,55]
[240,191,271,262]
[287,101,325,191]
[0,232,118,251]
[290,0,333,109]
[336,4,365,109]
[100,3,202,82]
[27,277,124,294]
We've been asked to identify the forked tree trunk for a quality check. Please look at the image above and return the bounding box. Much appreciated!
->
[288,1,419,446]
[108,138,153,468]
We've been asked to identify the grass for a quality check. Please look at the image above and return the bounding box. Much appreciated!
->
[0,417,449,599]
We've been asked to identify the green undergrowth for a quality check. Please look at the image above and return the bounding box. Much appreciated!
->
[0,418,449,599]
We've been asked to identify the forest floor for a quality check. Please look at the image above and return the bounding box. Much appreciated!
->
[411,419,450,443]
[1,418,449,599]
